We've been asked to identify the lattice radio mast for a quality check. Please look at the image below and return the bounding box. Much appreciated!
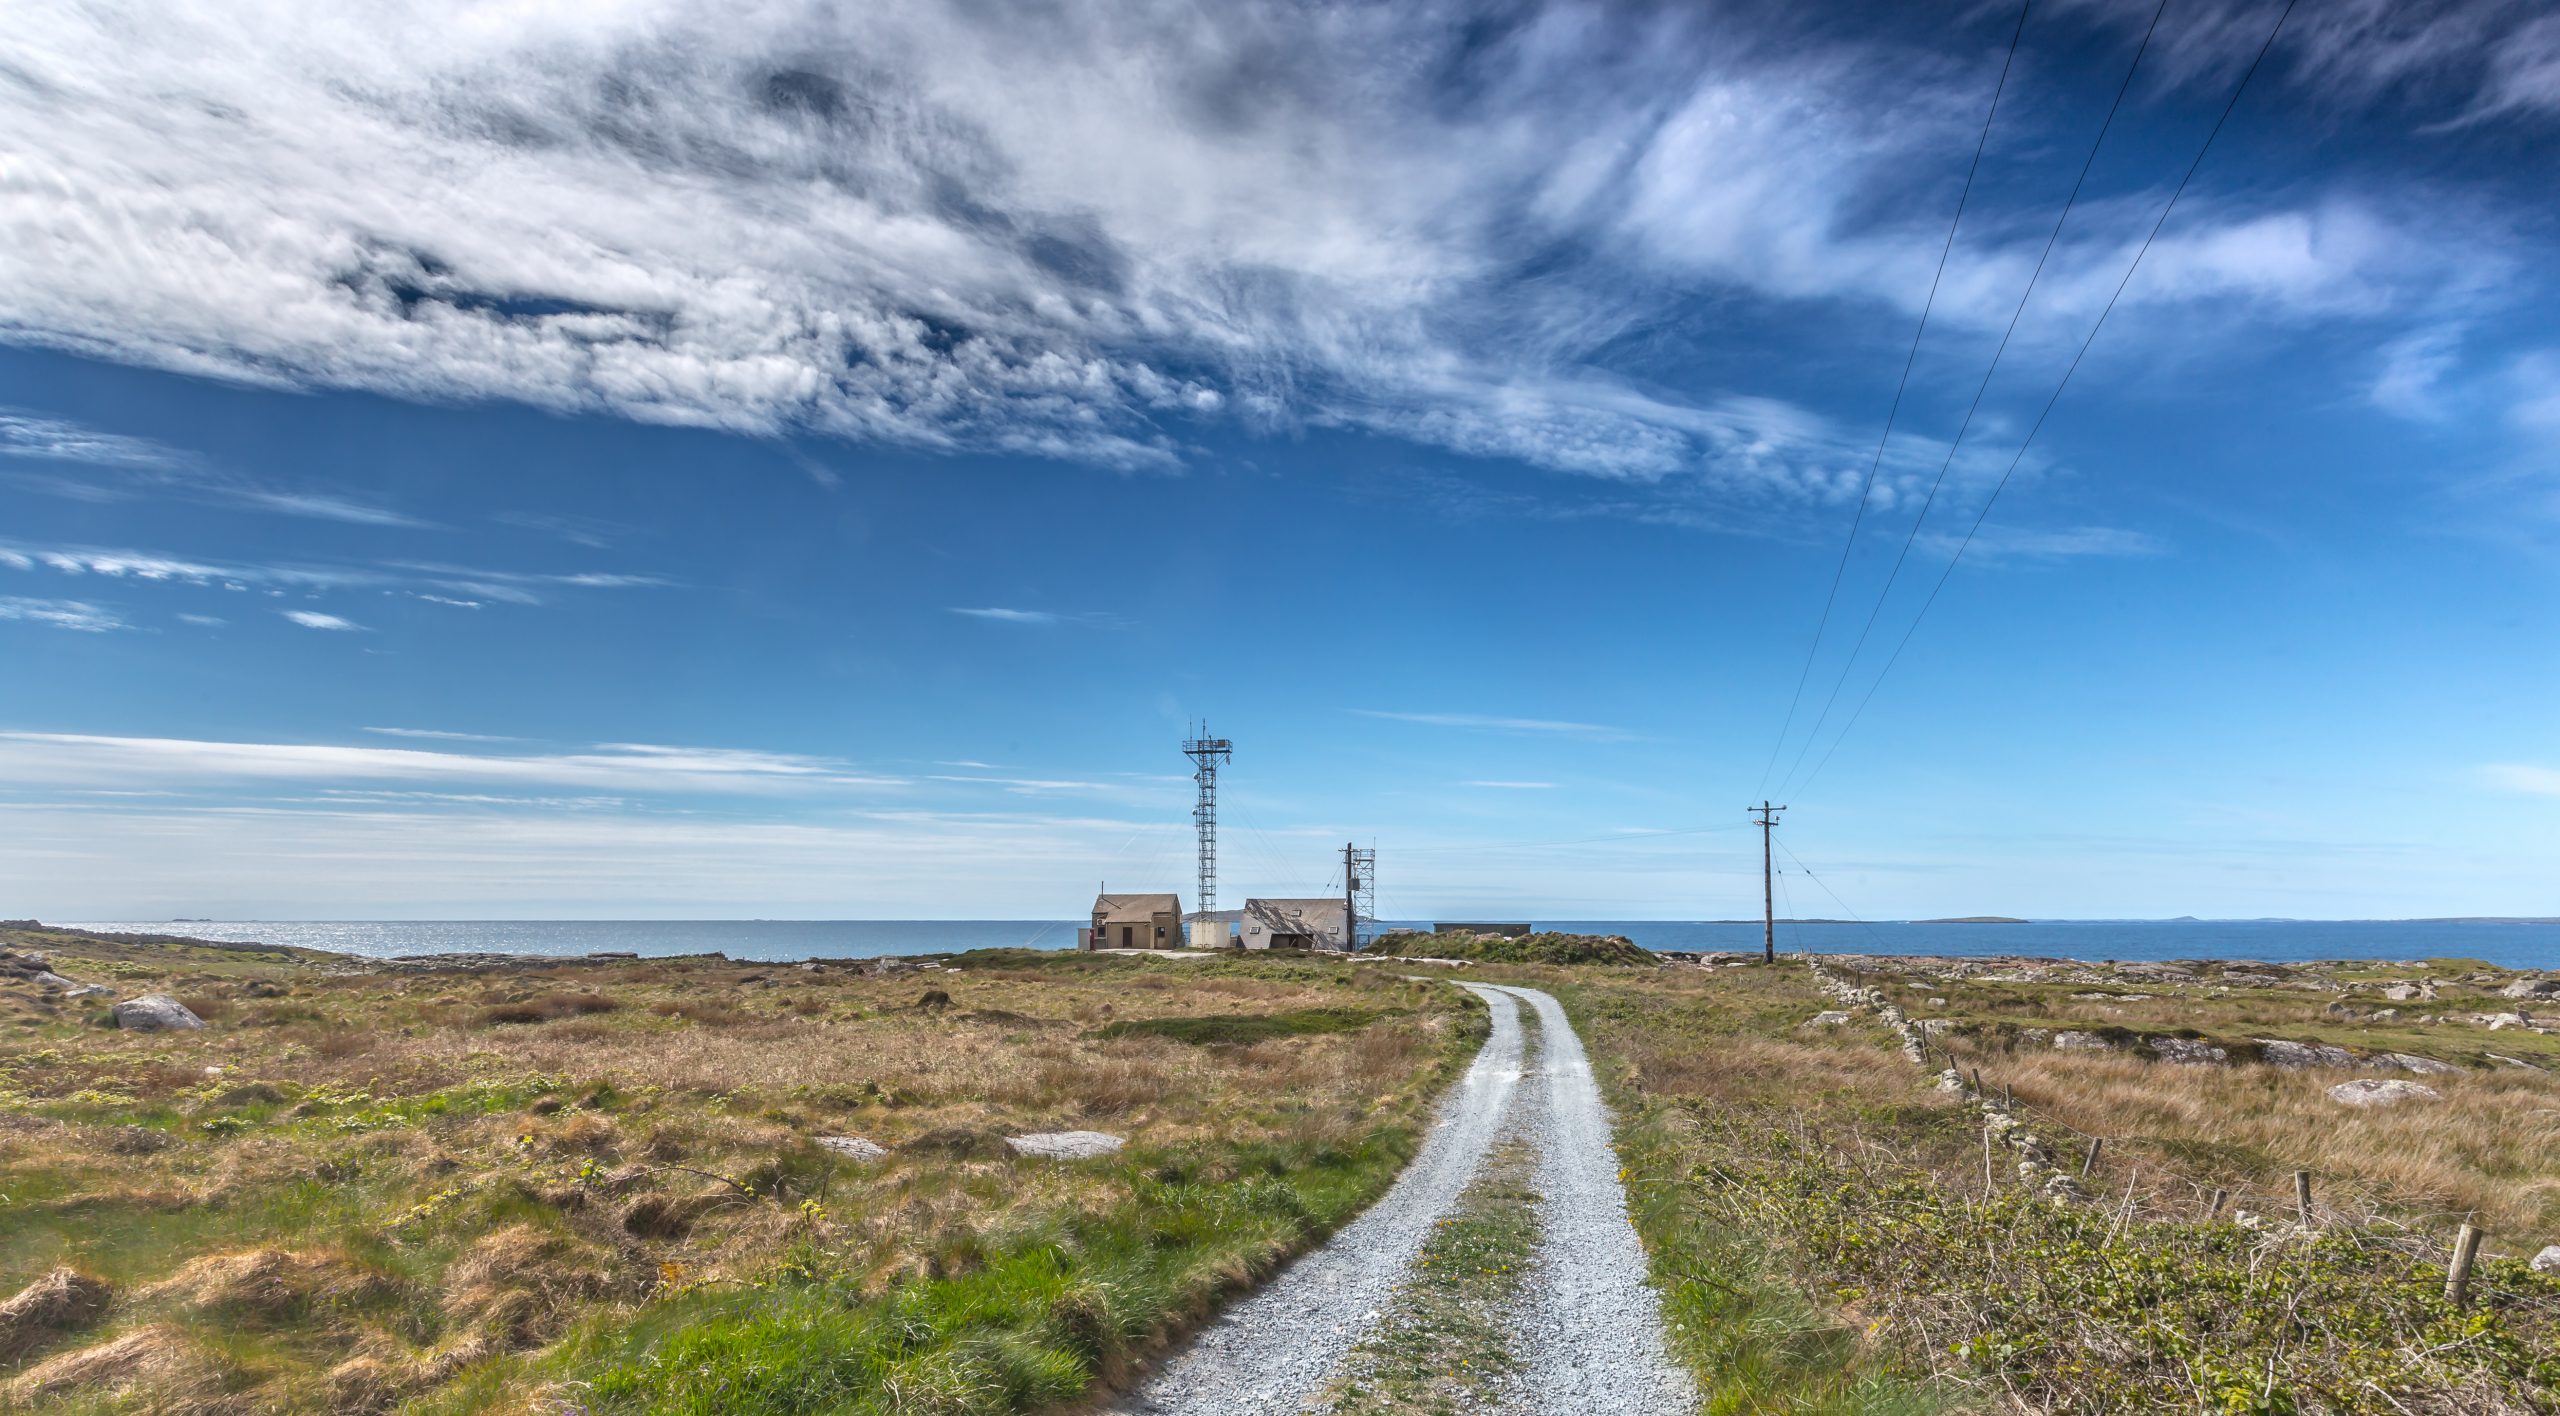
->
[1182,726,1232,918]
[1343,842,1375,950]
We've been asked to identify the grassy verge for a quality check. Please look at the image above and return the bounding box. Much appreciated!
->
[1321,1136,1539,1416]
[1544,958,2560,1416]
[0,929,1487,1414]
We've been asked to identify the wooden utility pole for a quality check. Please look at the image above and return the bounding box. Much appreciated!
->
[1753,801,1786,963]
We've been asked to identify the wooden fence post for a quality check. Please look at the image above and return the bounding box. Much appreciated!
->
[2446,1224,2485,1308]
[2294,1170,2314,1228]
[2205,1187,2227,1220]
[2080,1136,2103,1179]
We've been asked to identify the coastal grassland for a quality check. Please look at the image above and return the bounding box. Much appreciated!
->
[1543,959,2560,1415]
[1840,957,2560,1236]
[0,930,1485,1414]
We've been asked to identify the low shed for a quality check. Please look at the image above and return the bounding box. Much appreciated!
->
[1241,898,1350,951]
[1087,892,1184,950]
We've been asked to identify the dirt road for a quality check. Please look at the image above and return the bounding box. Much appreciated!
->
[1114,982,1694,1415]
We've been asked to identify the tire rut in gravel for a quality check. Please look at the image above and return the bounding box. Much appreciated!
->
[1112,983,1527,1415]
[1477,983,1696,1416]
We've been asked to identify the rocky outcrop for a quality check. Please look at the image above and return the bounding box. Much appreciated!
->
[2256,1039,2357,1070]
[2150,1037,2228,1065]
[2327,1079,2440,1107]
[2053,1030,2118,1051]
[1006,1130,1124,1159]
[110,995,203,1031]
[1805,1010,1852,1027]
[2500,977,2556,1000]
[813,1135,886,1162]
[2532,1246,2560,1274]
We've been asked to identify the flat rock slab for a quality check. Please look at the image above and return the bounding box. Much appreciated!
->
[2328,1078,2440,1107]
[111,995,203,1031]
[813,1135,887,1162]
[2258,1039,2357,1069]
[1006,1130,1125,1159]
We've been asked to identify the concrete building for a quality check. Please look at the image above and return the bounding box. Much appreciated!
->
[1084,892,1184,950]
[1241,897,1350,950]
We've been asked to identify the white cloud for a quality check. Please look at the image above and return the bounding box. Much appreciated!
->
[0,1,2509,497]
[2482,763,2560,797]
[177,612,226,627]
[1915,523,2168,562]
[0,799,1165,917]
[1,538,668,609]
[361,726,518,742]
[0,409,431,526]
[282,610,364,631]
[949,607,1059,624]
[2511,353,2560,440]
[1354,710,1633,742]
[0,596,125,632]
[0,411,182,469]
[0,732,906,796]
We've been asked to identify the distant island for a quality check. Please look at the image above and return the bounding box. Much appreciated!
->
[1914,916,2027,924]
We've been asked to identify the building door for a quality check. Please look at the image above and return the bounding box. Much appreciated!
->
[1120,925,1133,946]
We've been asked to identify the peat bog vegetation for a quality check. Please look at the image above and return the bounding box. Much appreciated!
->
[4,923,2560,1415]
[0,925,1481,1414]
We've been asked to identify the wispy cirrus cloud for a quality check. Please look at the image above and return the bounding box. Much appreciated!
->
[2481,763,2560,798]
[0,539,671,610]
[0,0,2523,505]
[1354,709,1635,742]
[1,409,432,527]
[0,732,907,796]
[0,596,126,632]
[362,727,519,742]
[282,610,363,631]
[946,606,1121,627]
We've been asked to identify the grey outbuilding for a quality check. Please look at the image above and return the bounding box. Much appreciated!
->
[1240,898,1349,950]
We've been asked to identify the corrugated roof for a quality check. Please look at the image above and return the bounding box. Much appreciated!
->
[1243,897,1347,934]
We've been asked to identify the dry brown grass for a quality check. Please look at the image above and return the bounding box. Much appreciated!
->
[0,1269,112,1363]
[0,934,1470,1413]
[1991,1047,2560,1233]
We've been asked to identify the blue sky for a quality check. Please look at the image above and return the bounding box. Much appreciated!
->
[1,0,2555,921]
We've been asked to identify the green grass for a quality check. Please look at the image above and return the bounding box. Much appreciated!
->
[551,1109,1464,1414]
[1324,1137,1538,1415]
[1091,1006,1385,1046]
[1370,931,1659,967]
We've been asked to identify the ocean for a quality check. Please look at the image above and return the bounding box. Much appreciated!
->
[58,917,2560,969]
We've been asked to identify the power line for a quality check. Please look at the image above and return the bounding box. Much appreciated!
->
[1760,0,2032,797]
[1775,836,1895,952]
[1774,0,2174,797]
[1794,0,2302,797]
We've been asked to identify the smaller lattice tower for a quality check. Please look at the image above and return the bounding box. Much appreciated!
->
[1181,726,1232,918]
[1343,843,1376,950]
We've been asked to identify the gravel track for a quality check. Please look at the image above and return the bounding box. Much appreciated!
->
[1481,983,1696,1416]
[1114,981,1695,1416]
[1113,983,1527,1414]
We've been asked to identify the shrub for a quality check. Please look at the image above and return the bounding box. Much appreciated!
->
[480,992,621,1026]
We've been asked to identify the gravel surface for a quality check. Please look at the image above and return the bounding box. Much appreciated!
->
[1481,984,1697,1415]
[1117,982,1696,1415]
[1114,983,1527,1414]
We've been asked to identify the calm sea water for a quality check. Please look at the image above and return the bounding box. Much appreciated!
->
[59,917,2560,969]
